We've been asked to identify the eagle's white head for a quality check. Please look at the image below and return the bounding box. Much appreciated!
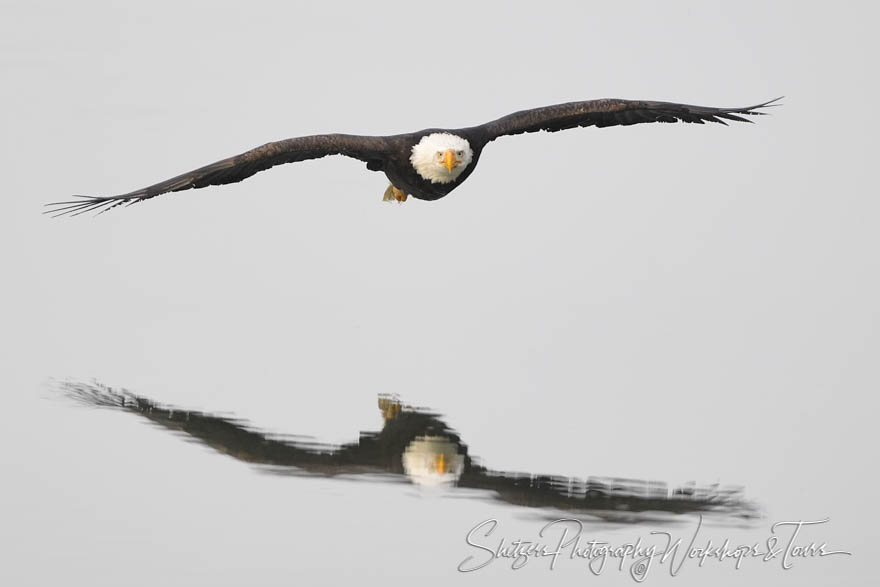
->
[410,133,473,184]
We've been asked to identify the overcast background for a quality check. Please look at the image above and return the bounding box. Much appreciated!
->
[1,0,876,585]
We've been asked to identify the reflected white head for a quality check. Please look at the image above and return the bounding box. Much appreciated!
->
[401,436,465,487]
[410,133,473,184]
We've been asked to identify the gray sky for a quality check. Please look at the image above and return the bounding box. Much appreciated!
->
[1,1,876,585]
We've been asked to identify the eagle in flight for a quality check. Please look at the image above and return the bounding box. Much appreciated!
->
[47,97,780,216]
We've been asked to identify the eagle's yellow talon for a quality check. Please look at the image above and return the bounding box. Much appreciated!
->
[383,184,408,203]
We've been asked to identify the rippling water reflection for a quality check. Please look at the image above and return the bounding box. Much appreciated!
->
[59,381,757,523]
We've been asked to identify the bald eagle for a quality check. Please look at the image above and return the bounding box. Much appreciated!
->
[59,381,757,521]
[47,97,780,216]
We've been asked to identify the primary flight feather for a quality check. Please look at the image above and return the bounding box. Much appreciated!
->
[47,97,780,216]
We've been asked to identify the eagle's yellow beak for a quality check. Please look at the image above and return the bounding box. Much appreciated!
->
[435,452,447,474]
[443,149,457,172]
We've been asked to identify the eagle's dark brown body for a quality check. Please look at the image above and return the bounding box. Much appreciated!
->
[47,98,779,216]
[379,128,487,201]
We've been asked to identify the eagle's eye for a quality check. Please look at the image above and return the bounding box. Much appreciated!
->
[436,151,443,158]
[456,150,463,157]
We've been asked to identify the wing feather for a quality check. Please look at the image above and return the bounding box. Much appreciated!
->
[47,134,390,216]
[480,97,781,141]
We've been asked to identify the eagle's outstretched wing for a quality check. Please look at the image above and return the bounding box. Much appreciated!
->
[479,97,782,141]
[46,134,390,217]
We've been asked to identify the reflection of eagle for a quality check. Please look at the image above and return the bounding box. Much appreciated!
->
[47,97,779,216]
[61,382,756,523]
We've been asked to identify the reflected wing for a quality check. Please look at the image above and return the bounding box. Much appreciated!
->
[480,97,781,141]
[60,381,383,475]
[47,133,390,216]
[458,468,756,520]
